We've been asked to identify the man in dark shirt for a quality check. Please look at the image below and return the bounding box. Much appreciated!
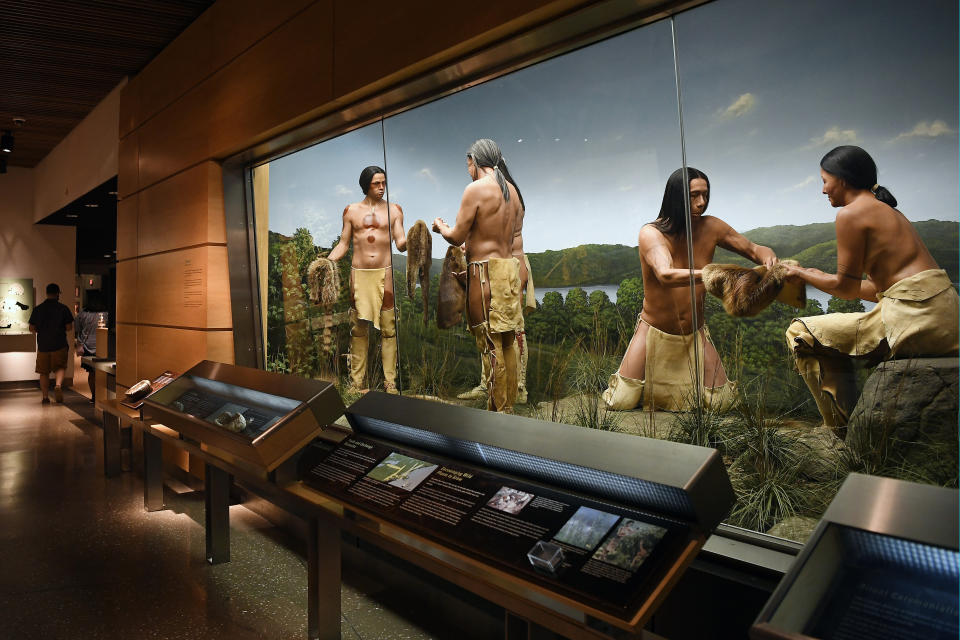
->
[29,283,74,403]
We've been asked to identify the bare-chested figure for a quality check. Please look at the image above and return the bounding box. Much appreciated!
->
[328,166,407,393]
[784,146,958,433]
[602,167,776,412]
[434,139,524,412]
[456,193,534,405]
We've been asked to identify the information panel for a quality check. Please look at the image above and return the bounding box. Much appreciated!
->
[301,436,690,615]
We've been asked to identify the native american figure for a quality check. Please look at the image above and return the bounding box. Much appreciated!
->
[406,220,432,325]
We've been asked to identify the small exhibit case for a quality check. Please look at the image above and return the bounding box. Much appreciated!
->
[751,473,959,640]
[143,360,345,472]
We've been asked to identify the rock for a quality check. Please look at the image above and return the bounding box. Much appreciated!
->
[846,357,959,480]
[787,425,846,481]
[766,516,819,543]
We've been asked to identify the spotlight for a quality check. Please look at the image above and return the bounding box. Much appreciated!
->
[0,130,12,153]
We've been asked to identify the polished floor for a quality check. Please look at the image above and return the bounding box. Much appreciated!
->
[0,387,503,640]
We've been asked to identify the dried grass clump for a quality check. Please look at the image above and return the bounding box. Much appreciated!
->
[307,257,340,306]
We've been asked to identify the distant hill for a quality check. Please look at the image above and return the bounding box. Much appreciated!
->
[277,220,958,286]
[714,219,958,281]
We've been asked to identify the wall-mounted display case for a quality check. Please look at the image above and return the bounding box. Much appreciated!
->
[143,360,345,471]
[298,391,735,632]
[751,473,959,640]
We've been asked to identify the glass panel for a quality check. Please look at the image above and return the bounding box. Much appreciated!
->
[382,19,690,415]
[674,0,959,537]
[254,122,399,394]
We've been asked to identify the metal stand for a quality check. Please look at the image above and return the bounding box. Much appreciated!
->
[143,430,165,511]
[205,463,232,564]
[307,515,342,640]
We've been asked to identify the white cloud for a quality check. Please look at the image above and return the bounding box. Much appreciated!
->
[720,93,756,119]
[418,167,437,183]
[890,120,956,143]
[617,184,635,192]
[805,126,859,149]
[334,184,353,197]
[782,175,816,193]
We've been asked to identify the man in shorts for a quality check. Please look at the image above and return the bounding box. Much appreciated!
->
[29,283,74,404]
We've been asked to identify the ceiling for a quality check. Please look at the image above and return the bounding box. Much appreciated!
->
[1,0,216,168]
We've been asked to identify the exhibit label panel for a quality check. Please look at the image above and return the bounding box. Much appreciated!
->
[300,435,689,617]
[0,278,34,335]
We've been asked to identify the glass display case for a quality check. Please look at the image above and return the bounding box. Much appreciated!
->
[247,0,958,541]
[751,473,959,639]
[143,360,346,471]
[298,391,735,630]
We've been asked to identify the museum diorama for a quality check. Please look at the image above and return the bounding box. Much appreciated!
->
[251,0,959,550]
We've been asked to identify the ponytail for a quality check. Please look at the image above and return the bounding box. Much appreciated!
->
[870,184,898,207]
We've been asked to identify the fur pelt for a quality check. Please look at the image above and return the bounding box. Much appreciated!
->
[307,256,340,306]
[437,246,467,329]
[406,220,432,325]
[702,260,804,317]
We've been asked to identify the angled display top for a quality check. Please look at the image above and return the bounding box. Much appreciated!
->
[751,474,959,640]
[344,392,735,532]
[143,360,346,471]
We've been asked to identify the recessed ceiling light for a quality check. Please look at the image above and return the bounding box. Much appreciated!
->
[85,203,99,208]
[107,191,117,196]
[66,214,79,218]
[103,254,112,258]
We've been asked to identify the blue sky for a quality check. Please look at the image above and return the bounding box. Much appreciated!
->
[266,0,958,261]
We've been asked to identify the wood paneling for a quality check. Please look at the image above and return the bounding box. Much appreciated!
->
[119,76,140,140]
[136,325,233,380]
[116,260,138,324]
[132,0,315,131]
[332,0,567,98]
[1,0,215,168]
[138,162,225,256]
[136,1,334,189]
[136,245,231,328]
[117,194,139,261]
[116,323,138,388]
[118,132,139,199]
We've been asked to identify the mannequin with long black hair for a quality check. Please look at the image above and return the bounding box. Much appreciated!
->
[785,146,958,433]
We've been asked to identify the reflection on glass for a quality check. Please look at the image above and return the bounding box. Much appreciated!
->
[258,122,401,393]
[675,0,958,537]
[383,19,686,410]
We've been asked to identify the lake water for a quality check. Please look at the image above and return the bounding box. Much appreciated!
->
[535,284,877,312]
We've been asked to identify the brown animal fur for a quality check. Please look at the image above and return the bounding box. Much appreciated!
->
[703,260,804,317]
[437,246,467,329]
[307,256,340,306]
[406,220,432,325]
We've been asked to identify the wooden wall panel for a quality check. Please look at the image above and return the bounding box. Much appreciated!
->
[117,194,138,261]
[119,75,140,139]
[116,324,138,388]
[118,132,139,199]
[116,260,138,323]
[332,0,567,98]
[136,1,334,189]
[138,162,225,256]
[132,0,315,131]
[136,246,231,328]
[136,326,233,380]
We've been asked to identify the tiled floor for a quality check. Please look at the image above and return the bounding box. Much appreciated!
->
[0,388,502,640]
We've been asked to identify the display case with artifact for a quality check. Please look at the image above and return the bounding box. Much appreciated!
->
[296,392,736,635]
[143,360,346,472]
[751,473,958,640]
